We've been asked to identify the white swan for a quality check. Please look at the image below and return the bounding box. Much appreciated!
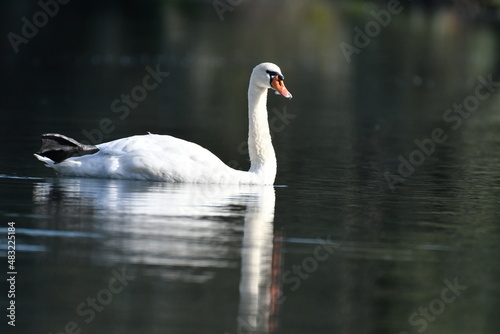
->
[34,62,292,185]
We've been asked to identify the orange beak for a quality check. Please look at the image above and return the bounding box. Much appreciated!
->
[271,76,292,99]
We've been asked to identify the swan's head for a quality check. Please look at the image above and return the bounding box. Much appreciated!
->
[251,62,292,99]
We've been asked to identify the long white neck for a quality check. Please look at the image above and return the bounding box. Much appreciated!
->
[247,81,277,183]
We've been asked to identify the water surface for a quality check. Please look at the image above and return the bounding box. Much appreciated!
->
[1,1,500,334]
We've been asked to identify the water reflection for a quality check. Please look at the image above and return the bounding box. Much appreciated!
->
[31,178,279,333]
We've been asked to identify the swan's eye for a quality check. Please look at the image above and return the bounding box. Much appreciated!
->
[266,70,284,84]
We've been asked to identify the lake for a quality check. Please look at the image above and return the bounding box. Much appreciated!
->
[1,1,500,333]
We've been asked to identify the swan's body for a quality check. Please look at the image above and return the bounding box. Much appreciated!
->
[37,133,267,184]
[35,63,292,185]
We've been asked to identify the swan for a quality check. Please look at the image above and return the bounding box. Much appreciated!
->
[34,62,292,185]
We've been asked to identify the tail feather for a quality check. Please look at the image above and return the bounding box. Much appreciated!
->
[36,133,99,163]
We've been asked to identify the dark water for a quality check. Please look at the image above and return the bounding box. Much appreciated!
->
[1,1,500,334]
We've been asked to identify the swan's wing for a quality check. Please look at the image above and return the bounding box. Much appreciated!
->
[46,133,241,182]
[94,134,235,182]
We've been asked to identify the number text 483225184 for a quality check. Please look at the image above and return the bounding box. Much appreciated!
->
[7,221,16,327]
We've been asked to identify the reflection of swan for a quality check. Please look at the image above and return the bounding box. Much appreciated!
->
[34,63,292,185]
[33,179,273,266]
[33,178,280,332]
[237,184,279,334]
